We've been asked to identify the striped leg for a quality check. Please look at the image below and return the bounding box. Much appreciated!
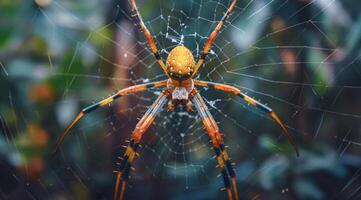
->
[192,0,238,76]
[53,80,167,153]
[219,143,238,200]
[129,0,168,74]
[194,80,300,157]
[192,91,238,200]
[114,92,168,200]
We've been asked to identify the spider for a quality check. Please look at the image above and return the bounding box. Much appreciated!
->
[54,0,299,199]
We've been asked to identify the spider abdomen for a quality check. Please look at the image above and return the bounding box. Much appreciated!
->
[166,45,195,80]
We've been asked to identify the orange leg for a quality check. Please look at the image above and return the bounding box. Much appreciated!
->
[193,0,238,76]
[114,92,168,200]
[192,91,238,200]
[129,0,168,74]
[194,80,300,157]
[53,80,167,154]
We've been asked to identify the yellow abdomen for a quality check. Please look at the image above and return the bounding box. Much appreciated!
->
[166,46,195,80]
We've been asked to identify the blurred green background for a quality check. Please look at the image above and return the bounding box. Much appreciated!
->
[1,0,361,199]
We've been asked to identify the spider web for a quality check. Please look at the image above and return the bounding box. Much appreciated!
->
[1,0,361,199]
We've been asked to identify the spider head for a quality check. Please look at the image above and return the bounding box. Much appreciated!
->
[166,45,195,80]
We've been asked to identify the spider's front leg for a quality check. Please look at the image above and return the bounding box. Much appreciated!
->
[114,91,168,200]
[192,91,239,200]
[193,0,238,76]
[129,0,168,74]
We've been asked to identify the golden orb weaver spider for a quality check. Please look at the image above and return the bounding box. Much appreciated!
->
[54,0,300,199]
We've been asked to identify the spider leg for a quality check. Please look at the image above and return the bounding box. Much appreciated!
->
[192,91,238,200]
[193,0,238,76]
[53,80,167,154]
[129,0,168,74]
[194,80,300,157]
[114,92,168,200]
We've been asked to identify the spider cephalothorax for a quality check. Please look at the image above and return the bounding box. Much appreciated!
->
[166,78,194,106]
[166,45,195,80]
[54,1,299,200]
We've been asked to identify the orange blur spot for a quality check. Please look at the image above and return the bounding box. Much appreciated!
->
[28,83,55,104]
[271,17,286,32]
[280,49,297,74]
[28,124,49,147]
[18,156,45,179]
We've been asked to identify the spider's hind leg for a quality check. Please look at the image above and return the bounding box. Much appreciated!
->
[192,91,239,200]
[114,92,168,200]
[219,144,238,200]
[114,141,139,200]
